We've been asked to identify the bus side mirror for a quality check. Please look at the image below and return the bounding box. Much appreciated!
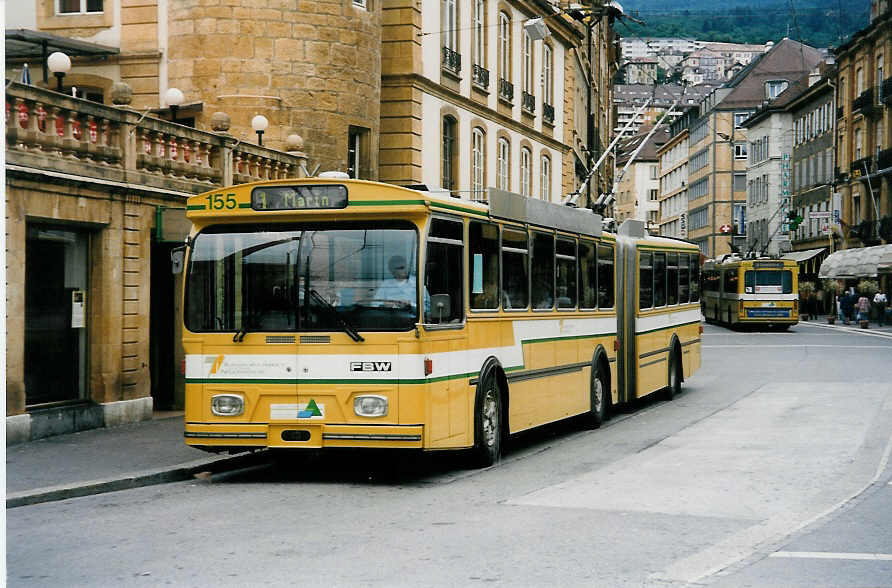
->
[429,293,451,323]
[170,246,186,275]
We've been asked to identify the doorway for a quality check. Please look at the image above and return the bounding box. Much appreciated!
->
[25,225,89,406]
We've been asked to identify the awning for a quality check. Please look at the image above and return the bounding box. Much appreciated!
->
[781,247,827,274]
[5,29,119,61]
[878,250,892,274]
[818,244,892,279]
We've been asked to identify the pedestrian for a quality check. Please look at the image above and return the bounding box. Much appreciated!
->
[874,291,888,326]
[840,292,854,324]
[815,289,825,317]
[856,293,870,323]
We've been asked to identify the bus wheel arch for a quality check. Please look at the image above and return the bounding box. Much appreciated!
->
[665,336,683,400]
[471,358,506,467]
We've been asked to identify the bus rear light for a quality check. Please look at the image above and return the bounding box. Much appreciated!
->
[699,325,704,334]
[793,300,798,312]
[354,395,388,417]
[180,359,186,375]
[211,394,244,417]
[614,339,620,352]
[424,357,433,376]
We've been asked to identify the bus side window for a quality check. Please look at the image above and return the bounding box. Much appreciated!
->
[597,243,614,309]
[531,231,555,309]
[425,217,464,323]
[469,221,500,310]
[667,253,679,305]
[678,254,690,303]
[723,268,738,293]
[654,252,666,307]
[502,228,529,309]
[556,238,577,309]
[639,251,653,309]
[691,257,700,302]
[578,240,597,310]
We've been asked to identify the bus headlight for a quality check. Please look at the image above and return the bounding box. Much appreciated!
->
[354,395,388,417]
[211,394,244,416]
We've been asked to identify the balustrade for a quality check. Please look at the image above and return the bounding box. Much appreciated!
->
[6,81,305,194]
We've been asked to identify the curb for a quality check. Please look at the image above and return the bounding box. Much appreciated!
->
[6,452,267,509]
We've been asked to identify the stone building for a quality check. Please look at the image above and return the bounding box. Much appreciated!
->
[833,0,891,250]
[6,0,618,442]
[657,107,695,239]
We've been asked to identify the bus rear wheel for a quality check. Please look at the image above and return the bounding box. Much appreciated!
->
[665,350,682,401]
[471,372,502,468]
[583,360,608,429]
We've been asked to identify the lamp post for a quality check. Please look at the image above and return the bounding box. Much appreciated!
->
[164,87,185,122]
[251,114,268,146]
[47,51,71,93]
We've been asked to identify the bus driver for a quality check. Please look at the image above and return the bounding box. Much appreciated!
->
[373,255,430,313]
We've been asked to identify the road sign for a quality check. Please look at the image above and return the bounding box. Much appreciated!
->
[809,211,831,219]
[719,224,732,234]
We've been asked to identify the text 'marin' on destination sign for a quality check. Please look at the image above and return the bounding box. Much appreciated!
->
[251,185,348,211]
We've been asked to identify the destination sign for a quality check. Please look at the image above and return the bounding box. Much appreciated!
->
[251,185,348,211]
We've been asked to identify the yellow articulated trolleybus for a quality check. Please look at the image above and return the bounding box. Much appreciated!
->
[701,255,799,330]
[181,178,702,467]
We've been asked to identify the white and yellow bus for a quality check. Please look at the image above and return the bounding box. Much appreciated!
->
[181,178,702,466]
[701,256,799,329]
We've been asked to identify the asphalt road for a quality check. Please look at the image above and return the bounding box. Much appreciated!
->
[7,322,892,587]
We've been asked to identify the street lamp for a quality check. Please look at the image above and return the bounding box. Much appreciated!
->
[47,51,71,93]
[164,87,185,122]
[251,114,268,146]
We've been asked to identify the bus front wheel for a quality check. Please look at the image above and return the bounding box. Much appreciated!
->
[471,372,502,468]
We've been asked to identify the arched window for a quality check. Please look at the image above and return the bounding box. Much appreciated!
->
[497,137,510,191]
[540,155,551,201]
[442,115,457,193]
[472,127,486,200]
[520,147,531,196]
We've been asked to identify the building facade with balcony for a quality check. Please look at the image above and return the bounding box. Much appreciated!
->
[380,0,617,204]
[833,0,891,250]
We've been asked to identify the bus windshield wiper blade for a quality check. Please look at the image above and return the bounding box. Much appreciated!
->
[233,327,248,342]
[309,289,364,342]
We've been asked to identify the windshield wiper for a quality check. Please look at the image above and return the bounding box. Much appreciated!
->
[309,289,364,342]
[233,326,248,342]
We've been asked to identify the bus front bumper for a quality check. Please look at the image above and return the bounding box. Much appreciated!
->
[185,422,424,450]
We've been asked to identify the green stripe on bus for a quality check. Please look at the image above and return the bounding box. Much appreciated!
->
[522,332,616,345]
[349,200,427,207]
[430,201,490,217]
[238,203,252,208]
[186,205,206,210]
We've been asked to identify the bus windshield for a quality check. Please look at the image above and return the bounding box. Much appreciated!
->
[185,222,419,333]
[743,270,793,294]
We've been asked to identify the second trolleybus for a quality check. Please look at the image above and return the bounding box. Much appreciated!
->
[180,178,702,466]
[701,255,799,329]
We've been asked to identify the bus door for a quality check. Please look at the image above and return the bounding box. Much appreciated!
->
[423,216,467,446]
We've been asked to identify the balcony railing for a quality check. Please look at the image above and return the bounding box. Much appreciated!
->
[851,156,874,177]
[472,64,489,89]
[442,46,461,75]
[852,87,880,116]
[521,91,535,113]
[543,103,555,124]
[882,77,892,105]
[5,82,305,195]
[498,79,514,103]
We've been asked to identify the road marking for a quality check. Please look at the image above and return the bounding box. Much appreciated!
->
[770,551,892,561]
[797,322,892,340]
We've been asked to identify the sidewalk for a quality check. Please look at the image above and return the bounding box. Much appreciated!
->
[6,413,264,508]
[798,313,892,335]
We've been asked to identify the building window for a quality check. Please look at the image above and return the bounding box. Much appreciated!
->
[854,127,862,159]
[518,147,531,197]
[734,112,753,128]
[650,164,658,179]
[57,0,103,13]
[648,189,658,201]
[522,31,533,95]
[691,148,709,172]
[442,116,457,192]
[352,0,367,7]
[689,177,708,200]
[473,0,485,68]
[498,12,511,85]
[734,143,747,159]
[689,206,709,229]
[542,44,553,107]
[765,80,788,99]
[540,155,551,201]
[497,137,510,191]
[856,67,864,94]
[472,127,485,200]
[347,126,369,180]
[442,0,457,51]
